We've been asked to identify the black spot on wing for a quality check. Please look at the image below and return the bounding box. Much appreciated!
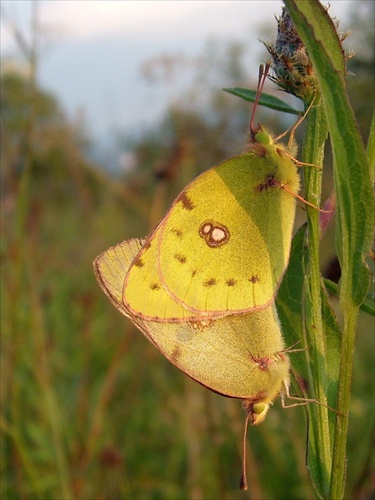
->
[256,175,277,193]
[249,275,260,284]
[174,254,187,264]
[178,193,195,211]
[171,228,183,238]
[199,220,230,248]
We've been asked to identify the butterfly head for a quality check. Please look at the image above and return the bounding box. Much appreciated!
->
[243,399,270,426]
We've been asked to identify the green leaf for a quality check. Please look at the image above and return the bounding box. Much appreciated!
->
[223,87,301,115]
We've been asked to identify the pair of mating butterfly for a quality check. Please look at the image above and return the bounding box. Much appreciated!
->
[94,67,321,490]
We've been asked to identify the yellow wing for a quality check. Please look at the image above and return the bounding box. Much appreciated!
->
[124,142,299,321]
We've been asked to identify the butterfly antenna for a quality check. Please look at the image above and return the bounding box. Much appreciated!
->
[239,412,251,490]
[250,63,270,139]
[282,340,304,353]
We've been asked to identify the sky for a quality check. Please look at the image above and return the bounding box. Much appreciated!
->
[0,1,360,166]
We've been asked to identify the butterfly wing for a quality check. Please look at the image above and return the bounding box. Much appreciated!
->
[158,151,298,315]
[159,155,274,313]
[123,141,298,321]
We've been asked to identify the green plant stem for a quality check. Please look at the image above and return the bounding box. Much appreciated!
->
[302,102,331,495]
[330,307,358,498]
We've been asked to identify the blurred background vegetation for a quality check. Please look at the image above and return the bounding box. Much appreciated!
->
[1,2,374,499]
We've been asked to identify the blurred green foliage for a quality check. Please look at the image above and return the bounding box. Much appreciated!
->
[1,4,374,499]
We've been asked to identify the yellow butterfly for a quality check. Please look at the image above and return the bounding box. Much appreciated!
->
[94,65,321,491]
